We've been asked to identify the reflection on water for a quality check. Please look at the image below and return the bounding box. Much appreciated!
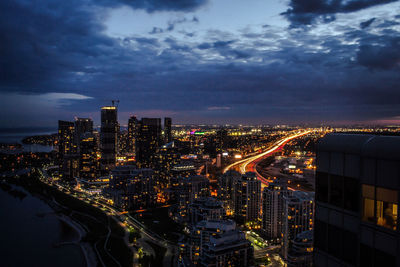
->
[0,187,85,267]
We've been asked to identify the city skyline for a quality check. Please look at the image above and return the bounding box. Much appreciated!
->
[1,0,400,127]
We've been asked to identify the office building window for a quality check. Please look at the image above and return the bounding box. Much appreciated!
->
[327,224,342,259]
[342,230,357,265]
[360,243,374,267]
[314,219,327,251]
[343,177,359,212]
[362,185,375,223]
[329,175,343,208]
[376,187,397,230]
[362,185,398,230]
[316,172,328,203]
[374,248,396,267]
[360,244,396,267]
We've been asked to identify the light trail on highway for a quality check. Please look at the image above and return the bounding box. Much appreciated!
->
[223,131,311,185]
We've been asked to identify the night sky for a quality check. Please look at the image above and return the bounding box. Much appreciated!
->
[1,0,400,127]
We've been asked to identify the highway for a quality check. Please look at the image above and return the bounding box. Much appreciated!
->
[223,131,311,185]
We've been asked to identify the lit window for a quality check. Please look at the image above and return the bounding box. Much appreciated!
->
[362,185,375,223]
[362,184,398,231]
[376,188,397,230]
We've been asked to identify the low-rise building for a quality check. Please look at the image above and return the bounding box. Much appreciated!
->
[200,229,254,267]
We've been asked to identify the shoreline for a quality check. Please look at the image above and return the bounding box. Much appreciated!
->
[55,214,98,267]
[3,171,134,267]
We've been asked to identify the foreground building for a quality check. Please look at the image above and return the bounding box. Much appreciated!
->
[315,134,400,267]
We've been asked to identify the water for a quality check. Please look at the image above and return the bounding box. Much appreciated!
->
[0,186,85,267]
[0,127,56,153]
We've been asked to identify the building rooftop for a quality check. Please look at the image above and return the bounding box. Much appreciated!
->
[317,133,400,160]
[196,219,236,232]
[209,229,247,247]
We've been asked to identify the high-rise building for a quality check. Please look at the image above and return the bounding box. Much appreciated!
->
[58,120,75,156]
[100,106,118,171]
[164,117,172,144]
[234,172,261,224]
[216,129,228,153]
[314,134,400,267]
[282,191,314,260]
[79,133,97,181]
[200,229,254,267]
[109,166,156,210]
[61,154,80,182]
[152,142,180,186]
[136,118,162,168]
[74,117,93,143]
[218,170,242,214]
[262,182,290,243]
[287,230,313,267]
[127,115,139,155]
[58,120,78,181]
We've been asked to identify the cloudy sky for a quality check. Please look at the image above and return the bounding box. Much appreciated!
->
[1,0,400,127]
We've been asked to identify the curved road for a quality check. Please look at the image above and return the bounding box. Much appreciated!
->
[223,131,311,185]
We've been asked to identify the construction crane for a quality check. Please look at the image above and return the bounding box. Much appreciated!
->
[111,99,120,107]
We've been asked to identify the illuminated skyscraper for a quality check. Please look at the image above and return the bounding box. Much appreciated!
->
[79,133,97,180]
[100,106,118,171]
[262,182,290,243]
[75,117,93,138]
[127,115,139,155]
[164,117,172,144]
[234,172,261,224]
[58,120,78,181]
[74,117,93,153]
[58,120,75,156]
[136,118,162,168]
[218,170,242,214]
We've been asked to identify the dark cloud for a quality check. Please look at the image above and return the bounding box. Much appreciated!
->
[149,16,199,34]
[0,0,114,90]
[283,0,397,26]
[1,0,400,126]
[357,36,400,69]
[360,18,376,29]
[150,27,164,34]
[97,0,208,12]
